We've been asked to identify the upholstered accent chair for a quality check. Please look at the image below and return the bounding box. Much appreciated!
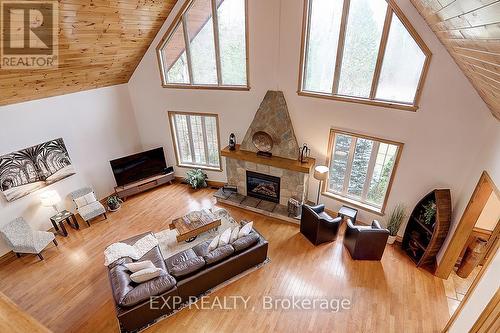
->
[70,187,107,227]
[0,217,58,260]
[343,219,390,260]
[300,204,342,245]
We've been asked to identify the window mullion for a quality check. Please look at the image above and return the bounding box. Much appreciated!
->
[185,116,196,164]
[342,137,356,195]
[331,0,350,95]
[181,16,194,85]
[362,142,379,201]
[211,0,223,86]
[370,7,392,99]
[172,116,183,163]
[201,116,210,166]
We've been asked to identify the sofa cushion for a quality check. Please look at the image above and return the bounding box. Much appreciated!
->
[123,272,176,307]
[110,264,134,306]
[232,233,260,252]
[191,240,209,257]
[169,256,206,278]
[204,244,235,265]
[110,264,176,308]
[164,248,198,272]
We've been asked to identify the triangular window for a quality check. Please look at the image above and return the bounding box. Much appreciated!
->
[299,0,431,110]
[157,0,248,89]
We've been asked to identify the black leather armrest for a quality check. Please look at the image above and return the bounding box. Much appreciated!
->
[372,220,382,229]
[308,204,325,214]
[346,219,358,232]
[321,216,342,224]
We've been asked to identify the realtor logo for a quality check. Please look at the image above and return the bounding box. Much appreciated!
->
[0,0,58,69]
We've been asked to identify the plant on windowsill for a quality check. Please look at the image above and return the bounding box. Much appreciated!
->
[185,169,208,189]
[386,204,407,245]
[107,195,123,212]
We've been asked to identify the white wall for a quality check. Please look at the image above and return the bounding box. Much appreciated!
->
[128,0,496,231]
[448,122,500,332]
[0,84,142,255]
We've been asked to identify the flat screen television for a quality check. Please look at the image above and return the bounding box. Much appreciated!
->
[110,148,167,187]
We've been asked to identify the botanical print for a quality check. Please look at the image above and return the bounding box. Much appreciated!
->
[0,138,75,202]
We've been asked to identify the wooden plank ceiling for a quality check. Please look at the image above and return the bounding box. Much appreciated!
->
[410,0,500,120]
[0,0,178,106]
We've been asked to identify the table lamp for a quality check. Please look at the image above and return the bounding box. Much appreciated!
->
[40,190,61,214]
[313,165,329,204]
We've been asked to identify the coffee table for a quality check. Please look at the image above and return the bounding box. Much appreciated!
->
[169,209,221,243]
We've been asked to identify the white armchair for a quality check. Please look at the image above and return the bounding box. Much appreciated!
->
[0,217,57,260]
[70,187,107,227]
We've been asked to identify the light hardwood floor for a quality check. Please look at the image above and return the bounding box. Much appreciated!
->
[0,183,450,332]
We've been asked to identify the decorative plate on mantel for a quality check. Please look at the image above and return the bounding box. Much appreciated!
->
[252,131,273,153]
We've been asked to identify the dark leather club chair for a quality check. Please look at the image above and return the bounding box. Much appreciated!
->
[300,204,342,245]
[343,219,389,260]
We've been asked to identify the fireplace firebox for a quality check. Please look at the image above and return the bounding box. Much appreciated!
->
[246,171,280,203]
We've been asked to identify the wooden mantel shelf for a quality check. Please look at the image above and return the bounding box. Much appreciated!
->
[221,145,315,174]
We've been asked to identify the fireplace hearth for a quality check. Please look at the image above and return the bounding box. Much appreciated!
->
[246,171,280,203]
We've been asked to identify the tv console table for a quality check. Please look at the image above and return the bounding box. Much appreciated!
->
[114,172,174,200]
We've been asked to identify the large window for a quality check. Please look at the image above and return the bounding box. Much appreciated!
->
[299,0,431,111]
[325,129,403,214]
[169,112,222,170]
[157,0,248,89]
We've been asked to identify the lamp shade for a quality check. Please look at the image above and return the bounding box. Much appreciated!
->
[40,190,61,207]
[313,165,329,181]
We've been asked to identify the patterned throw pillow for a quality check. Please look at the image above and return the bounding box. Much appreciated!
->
[230,226,240,243]
[238,221,253,239]
[130,267,163,283]
[125,260,155,273]
[218,228,232,247]
[208,235,220,252]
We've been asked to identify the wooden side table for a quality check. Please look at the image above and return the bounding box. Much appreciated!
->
[50,210,79,237]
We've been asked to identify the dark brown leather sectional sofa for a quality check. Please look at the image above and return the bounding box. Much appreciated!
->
[107,227,268,332]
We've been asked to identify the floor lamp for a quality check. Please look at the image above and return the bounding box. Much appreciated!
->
[314,165,329,204]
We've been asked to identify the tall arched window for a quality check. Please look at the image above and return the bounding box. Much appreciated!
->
[298,0,431,111]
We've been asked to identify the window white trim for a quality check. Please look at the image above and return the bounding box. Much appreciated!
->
[168,112,222,172]
[324,129,403,215]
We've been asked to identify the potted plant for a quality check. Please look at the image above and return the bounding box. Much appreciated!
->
[422,201,436,226]
[185,169,208,189]
[107,195,123,212]
[386,204,407,244]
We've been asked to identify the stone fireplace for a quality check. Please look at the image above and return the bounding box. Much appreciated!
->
[216,91,315,222]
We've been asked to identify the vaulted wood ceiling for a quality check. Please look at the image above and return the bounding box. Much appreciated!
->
[0,0,178,106]
[1,0,499,121]
[410,0,500,120]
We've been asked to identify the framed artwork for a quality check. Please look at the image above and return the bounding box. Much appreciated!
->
[0,138,76,202]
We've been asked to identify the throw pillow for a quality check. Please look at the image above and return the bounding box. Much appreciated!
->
[218,228,231,247]
[83,192,97,205]
[74,196,87,209]
[125,260,155,273]
[208,235,220,252]
[229,226,240,243]
[238,221,253,239]
[130,267,163,283]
